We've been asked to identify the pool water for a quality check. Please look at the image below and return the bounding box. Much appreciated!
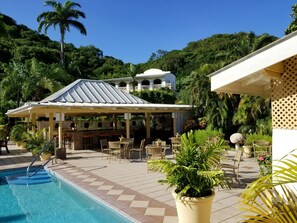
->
[0,167,134,223]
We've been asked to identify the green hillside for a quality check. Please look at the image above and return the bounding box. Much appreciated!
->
[0,13,277,136]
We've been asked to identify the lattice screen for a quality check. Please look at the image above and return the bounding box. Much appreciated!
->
[272,56,297,129]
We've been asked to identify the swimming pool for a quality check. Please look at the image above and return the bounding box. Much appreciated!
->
[0,167,134,223]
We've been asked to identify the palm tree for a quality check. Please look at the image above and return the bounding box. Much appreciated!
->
[127,63,138,92]
[285,3,297,35]
[233,95,271,134]
[37,0,87,65]
[241,149,297,222]
[0,61,28,107]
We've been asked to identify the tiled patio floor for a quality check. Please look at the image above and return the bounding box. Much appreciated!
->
[0,145,260,223]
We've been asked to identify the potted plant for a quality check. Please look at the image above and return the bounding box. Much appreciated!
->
[10,123,27,148]
[148,130,230,223]
[24,130,54,160]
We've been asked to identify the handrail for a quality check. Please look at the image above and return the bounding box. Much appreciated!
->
[27,139,54,177]
[29,158,53,177]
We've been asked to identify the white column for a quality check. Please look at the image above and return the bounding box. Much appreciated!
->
[138,82,142,91]
[149,80,154,90]
[162,79,166,87]
[126,83,130,92]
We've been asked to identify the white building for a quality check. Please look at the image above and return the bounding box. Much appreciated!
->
[104,68,176,92]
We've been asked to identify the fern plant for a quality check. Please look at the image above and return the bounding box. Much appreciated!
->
[148,130,230,197]
[241,149,297,222]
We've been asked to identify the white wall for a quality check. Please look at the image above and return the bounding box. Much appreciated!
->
[272,128,297,161]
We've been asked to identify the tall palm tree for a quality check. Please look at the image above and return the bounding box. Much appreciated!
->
[127,63,138,92]
[37,0,87,65]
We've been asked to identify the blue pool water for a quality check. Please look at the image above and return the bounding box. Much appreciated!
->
[0,167,134,223]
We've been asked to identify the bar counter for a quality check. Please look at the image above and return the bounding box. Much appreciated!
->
[63,129,124,150]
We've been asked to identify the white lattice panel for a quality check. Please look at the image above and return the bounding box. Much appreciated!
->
[272,56,297,129]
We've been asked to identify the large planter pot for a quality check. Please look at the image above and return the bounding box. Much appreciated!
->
[172,190,215,223]
[243,145,253,158]
[40,152,52,161]
[56,147,66,160]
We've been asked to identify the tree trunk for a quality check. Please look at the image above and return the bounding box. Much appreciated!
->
[60,29,65,65]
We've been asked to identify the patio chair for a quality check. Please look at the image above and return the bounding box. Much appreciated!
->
[108,141,121,162]
[0,138,9,154]
[253,140,271,159]
[100,139,110,159]
[129,139,145,160]
[220,150,243,184]
[171,137,181,155]
[146,146,164,172]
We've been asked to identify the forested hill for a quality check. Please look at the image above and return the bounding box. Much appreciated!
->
[0,13,278,135]
[0,13,278,84]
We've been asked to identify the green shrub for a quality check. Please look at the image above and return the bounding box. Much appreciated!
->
[10,124,27,143]
[244,133,272,146]
[186,129,224,146]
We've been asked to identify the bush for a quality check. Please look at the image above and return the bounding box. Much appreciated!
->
[187,129,224,146]
[244,133,272,146]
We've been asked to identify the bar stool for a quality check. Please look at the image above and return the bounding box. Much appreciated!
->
[83,135,93,150]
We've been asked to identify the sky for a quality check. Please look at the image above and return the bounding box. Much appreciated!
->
[0,0,295,64]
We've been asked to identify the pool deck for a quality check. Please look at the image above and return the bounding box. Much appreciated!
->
[0,144,260,223]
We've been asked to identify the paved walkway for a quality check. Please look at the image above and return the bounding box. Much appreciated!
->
[0,145,260,223]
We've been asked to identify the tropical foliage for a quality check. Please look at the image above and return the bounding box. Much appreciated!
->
[148,130,230,198]
[285,3,297,34]
[241,150,297,222]
[2,1,296,138]
[37,0,87,64]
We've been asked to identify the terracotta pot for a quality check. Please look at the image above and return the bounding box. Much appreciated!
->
[172,190,215,223]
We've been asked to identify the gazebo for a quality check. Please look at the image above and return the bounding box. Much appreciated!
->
[6,79,191,149]
[210,31,297,161]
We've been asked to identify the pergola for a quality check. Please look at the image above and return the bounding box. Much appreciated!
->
[210,31,297,161]
[6,79,191,148]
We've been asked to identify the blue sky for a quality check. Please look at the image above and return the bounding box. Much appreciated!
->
[0,0,295,64]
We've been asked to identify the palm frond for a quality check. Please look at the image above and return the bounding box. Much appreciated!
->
[241,149,297,222]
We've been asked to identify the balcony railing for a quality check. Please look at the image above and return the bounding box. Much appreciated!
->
[116,83,173,92]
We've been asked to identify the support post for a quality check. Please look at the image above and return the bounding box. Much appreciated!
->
[49,113,54,139]
[31,113,36,133]
[145,113,151,139]
[172,113,177,136]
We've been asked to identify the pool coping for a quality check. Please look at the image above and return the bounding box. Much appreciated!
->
[47,161,177,223]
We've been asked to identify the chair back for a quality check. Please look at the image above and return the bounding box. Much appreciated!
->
[253,140,271,158]
[100,139,108,149]
[171,137,181,144]
[139,139,145,150]
[108,141,120,149]
[233,150,243,167]
[146,146,163,159]
[121,138,134,148]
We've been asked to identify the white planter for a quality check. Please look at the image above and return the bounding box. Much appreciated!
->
[172,190,215,223]
[243,145,252,158]
[40,152,52,161]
